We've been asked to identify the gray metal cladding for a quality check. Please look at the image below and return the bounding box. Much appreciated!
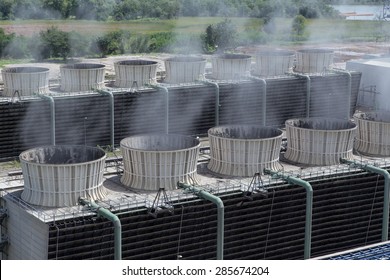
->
[114,90,166,142]
[218,81,266,125]
[54,95,111,146]
[309,73,358,119]
[0,72,361,160]
[167,85,216,135]
[0,100,52,159]
[46,170,387,260]
[265,77,308,126]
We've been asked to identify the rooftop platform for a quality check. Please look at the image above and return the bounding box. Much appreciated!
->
[315,241,390,260]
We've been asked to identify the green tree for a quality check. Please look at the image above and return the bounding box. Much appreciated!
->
[0,28,14,57]
[202,19,237,54]
[94,30,128,57]
[74,0,115,20]
[291,14,308,41]
[14,0,45,19]
[42,0,78,18]
[38,26,71,60]
[0,0,15,20]
[112,0,141,20]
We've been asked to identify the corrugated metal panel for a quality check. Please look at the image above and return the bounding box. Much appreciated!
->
[46,169,387,260]
[167,85,216,135]
[114,90,166,144]
[350,72,361,115]
[265,77,307,127]
[0,100,51,160]
[219,81,265,125]
[309,73,357,119]
[54,95,111,146]
[0,71,361,160]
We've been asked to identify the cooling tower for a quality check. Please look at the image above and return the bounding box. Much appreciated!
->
[60,63,105,92]
[354,111,390,156]
[114,59,158,88]
[20,145,107,207]
[253,50,295,76]
[120,134,201,190]
[1,66,50,96]
[164,56,206,84]
[210,53,252,80]
[295,49,334,73]
[207,125,283,177]
[284,118,356,165]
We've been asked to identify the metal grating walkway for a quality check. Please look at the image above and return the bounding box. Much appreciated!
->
[321,242,390,260]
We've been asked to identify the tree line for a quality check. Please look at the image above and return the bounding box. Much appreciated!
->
[0,14,312,61]
[0,0,340,21]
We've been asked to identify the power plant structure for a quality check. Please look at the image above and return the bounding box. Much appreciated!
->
[0,49,390,260]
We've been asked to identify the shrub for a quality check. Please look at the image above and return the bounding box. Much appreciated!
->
[0,28,14,58]
[201,19,238,54]
[36,26,71,60]
[148,32,175,53]
[127,34,151,53]
[291,14,309,41]
[94,30,129,57]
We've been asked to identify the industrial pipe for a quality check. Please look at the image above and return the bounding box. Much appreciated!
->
[152,85,169,133]
[79,197,122,260]
[264,169,313,259]
[290,73,311,117]
[98,89,115,150]
[333,69,352,119]
[39,94,56,145]
[340,158,389,242]
[202,80,220,126]
[249,76,267,126]
[177,182,224,260]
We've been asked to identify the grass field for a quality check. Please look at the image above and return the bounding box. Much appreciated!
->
[0,17,263,37]
[1,17,390,47]
[1,17,389,43]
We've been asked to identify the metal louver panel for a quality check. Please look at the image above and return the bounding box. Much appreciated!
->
[47,170,387,260]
